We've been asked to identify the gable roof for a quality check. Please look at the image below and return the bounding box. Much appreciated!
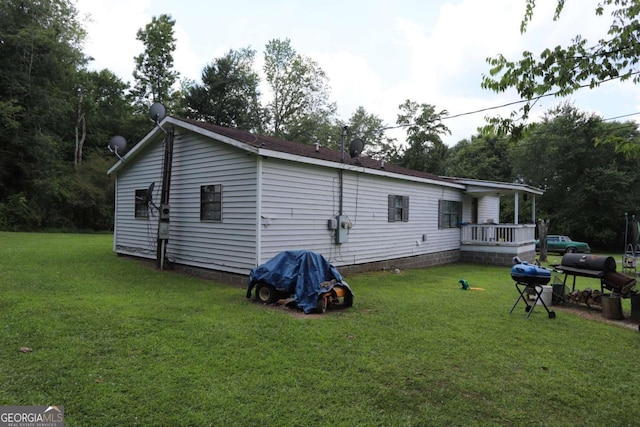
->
[107,117,544,196]
[107,116,464,189]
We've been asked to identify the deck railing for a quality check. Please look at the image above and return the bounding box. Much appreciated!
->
[461,224,536,246]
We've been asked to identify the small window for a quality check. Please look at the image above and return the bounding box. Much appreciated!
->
[201,184,222,221]
[439,200,462,228]
[135,189,149,218]
[388,195,409,222]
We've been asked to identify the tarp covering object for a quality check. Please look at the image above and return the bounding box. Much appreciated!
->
[246,250,346,313]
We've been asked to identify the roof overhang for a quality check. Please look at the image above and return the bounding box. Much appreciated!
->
[447,177,544,197]
[107,117,465,190]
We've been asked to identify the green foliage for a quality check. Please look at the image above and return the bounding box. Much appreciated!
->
[80,70,135,148]
[183,48,264,132]
[348,106,396,157]
[131,14,180,110]
[511,103,640,248]
[263,38,337,143]
[395,100,450,174]
[444,134,513,181]
[0,0,88,229]
[483,0,640,141]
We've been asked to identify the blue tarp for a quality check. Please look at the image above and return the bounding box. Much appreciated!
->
[246,250,345,313]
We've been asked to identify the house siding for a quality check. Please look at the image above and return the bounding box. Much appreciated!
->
[110,118,541,282]
[259,158,462,268]
[114,131,258,273]
[478,196,500,223]
[113,137,165,258]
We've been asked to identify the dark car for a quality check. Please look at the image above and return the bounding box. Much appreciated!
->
[535,235,591,254]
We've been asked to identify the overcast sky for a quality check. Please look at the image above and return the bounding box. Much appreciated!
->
[75,0,640,146]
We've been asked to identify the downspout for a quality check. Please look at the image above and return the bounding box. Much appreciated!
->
[339,126,347,216]
[256,156,263,265]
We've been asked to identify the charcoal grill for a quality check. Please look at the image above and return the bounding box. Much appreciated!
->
[554,254,636,295]
[509,258,556,319]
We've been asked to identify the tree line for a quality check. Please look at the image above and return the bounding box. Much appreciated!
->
[1,0,639,252]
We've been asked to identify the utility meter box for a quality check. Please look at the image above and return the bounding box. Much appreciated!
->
[335,215,350,244]
[158,222,170,239]
[160,203,170,220]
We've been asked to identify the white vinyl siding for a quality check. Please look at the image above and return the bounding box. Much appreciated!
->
[111,120,471,276]
[113,137,165,259]
[478,196,500,224]
[259,158,462,267]
[113,131,258,273]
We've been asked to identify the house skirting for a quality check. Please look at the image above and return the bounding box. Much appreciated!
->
[336,250,460,276]
[460,246,536,266]
[138,249,462,286]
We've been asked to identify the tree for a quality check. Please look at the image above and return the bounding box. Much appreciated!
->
[444,134,513,181]
[510,103,640,249]
[537,219,550,262]
[396,100,450,174]
[131,14,179,111]
[263,38,336,143]
[79,69,136,150]
[0,0,87,229]
[482,0,640,140]
[345,106,397,159]
[183,48,263,132]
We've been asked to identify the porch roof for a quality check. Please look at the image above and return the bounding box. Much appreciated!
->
[445,177,544,197]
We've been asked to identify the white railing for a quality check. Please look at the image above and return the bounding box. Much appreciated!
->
[461,224,536,246]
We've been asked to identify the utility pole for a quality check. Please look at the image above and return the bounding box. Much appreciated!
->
[156,125,174,269]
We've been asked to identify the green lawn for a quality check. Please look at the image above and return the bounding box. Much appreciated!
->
[1,232,639,426]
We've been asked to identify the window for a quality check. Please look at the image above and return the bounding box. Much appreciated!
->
[201,184,222,221]
[439,200,462,228]
[388,195,409,222]
[135,189,149,218]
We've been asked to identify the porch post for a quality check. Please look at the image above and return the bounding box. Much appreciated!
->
[514,192,519,225]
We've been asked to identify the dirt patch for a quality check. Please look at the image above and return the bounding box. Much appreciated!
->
[248,297,354,319]
[249,298,325,319]
[553,304,640,332]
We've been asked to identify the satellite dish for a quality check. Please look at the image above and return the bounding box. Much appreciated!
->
[349,138,364,158]
[108,135,126,153]
[149,102,166,123]
[145,182,155,205]
[135,182,157,209]
[108,135,127,162]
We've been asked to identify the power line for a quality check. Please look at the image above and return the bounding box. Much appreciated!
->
[369,73,640,142]
[441,71,640,122]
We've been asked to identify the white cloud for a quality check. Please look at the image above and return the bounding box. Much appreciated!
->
[172,24,202,82]
[73,0,640,146]
[310,50,386,122]
[76,0,152,83]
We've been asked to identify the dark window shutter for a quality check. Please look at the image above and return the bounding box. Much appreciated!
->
[402,196,409,222]
[438,200,443,229]
[388,195,394,222]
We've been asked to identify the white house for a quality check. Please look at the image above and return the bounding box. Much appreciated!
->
[107,117,543,283]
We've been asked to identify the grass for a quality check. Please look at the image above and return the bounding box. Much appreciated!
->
[1,232,640,426]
